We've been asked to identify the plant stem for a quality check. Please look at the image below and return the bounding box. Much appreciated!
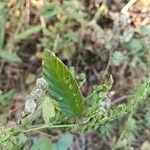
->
[92,0,107,22]
[121,0,137,13]
[23,124,77,133]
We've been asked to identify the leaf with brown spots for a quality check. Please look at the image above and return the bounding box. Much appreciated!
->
[43,49,84,117]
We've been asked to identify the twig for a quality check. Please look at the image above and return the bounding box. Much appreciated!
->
[5,104,24,116]
[40,16,46,32]
[113,95,133,104]
[52,35,60,51]
[101,13,121,80]
[25,0,30,27]
[33,130,56,139]
[121,0,138,13]
[101,1,138,81]
[92,0,108,23]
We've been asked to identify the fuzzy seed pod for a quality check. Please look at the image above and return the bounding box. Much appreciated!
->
[25,100,36,114]
[100,98,111,112]
[36,78,48,91]
[31,88,45,101]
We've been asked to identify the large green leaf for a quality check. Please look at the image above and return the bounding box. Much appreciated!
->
[43,49,83,117]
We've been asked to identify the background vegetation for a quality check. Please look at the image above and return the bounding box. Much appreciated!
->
[0,0,150,149]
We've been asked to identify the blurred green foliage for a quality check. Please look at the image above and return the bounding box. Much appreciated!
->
[0,89,15,106]
[0,0,149,149]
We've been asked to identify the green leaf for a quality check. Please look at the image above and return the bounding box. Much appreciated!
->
[25,73,36,85]
[135,83,146,98]
[111,51,127,66]
[107,74,114,89]
[0,89,15,106]
[42,96,55,124]
[0,51,21,63]
[125,38,143,53]
[0,3,8,50]
[126,118,139,134]
[43,49,83,117]
[53,134,73,150]
[12,133,27,149]
[140,25,150,36]
[15,25,42,41]
[145,109,150,126]
[31,137,52,150]
[69,67,75,78]
[99,122,116,136]
[0,115,7,125]
[42,2,59,19]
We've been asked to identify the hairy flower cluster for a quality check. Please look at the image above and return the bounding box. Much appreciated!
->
[25,78,48,114]
[99,98,111,113]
